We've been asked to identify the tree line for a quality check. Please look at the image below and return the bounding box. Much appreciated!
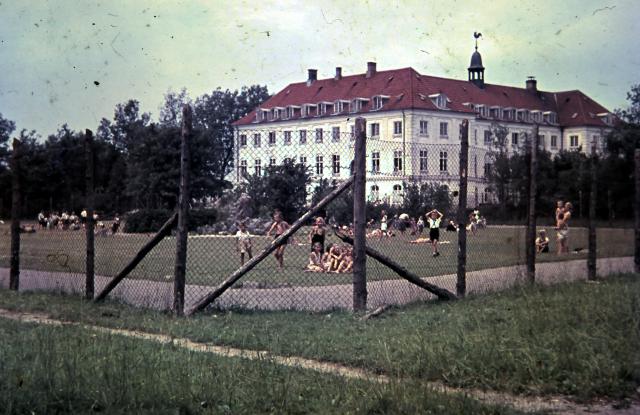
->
[0,85,270,219]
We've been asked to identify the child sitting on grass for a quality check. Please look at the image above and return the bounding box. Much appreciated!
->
[536,229,550,253]
[304,242,325,272]
[336,246,354,273]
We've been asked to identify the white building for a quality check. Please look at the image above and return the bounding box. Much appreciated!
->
[233,44,614,207]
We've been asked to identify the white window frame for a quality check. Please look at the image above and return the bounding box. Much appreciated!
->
[268,131,276,146]
[393,150,403,172]
[371,152,380,174]
[254,159,262,176]
[419,120,429,136]
[253,133,261,147]
[439,122,448,138]
[570,135,579,147]
[393,121,402,136]
[332,126,340,142]
[439,151,448,172]
[239,134,247,147]
[299,130,307,145]
[315,128,323,143]
[370,123,380,138]
[284,130,292,145]
[315,155,324,176]
[419,149,428,173]
[332,154,340,176]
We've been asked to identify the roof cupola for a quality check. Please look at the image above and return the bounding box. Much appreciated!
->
[468,32,485,89]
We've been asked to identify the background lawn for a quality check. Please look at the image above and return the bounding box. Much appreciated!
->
[0,223,634,287]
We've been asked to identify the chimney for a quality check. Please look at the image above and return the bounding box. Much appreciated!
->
[334,67,342,80]
[526,76,537,92]
[307,69,317,86]
[366,61,377,78]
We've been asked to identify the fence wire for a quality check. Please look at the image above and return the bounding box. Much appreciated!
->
[1,128,636,313]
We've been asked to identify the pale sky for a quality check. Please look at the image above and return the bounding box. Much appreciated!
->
[0,0,638,136]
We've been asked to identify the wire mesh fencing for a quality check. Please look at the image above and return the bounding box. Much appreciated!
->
[1,124,637,314]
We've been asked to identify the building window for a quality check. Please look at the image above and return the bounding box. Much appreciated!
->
[315,128,323,143]
[393,150,403,172]
[299,130,307,145]
[299,155,307,166]
[393,121,402,135]
[474,187,479,205]
[484,130,492,145]
[253,133,261,147]
[350,99,362,113]
[318,103,327,116]
[511,132,518,146]
[484,162,491,177]
[269,157,276,167]
[372,96,384,110]
[371,152,380,173]
[332,154,340,176]
[538,134,545,149]
[473,155,478,177]
[392,184,403,204]
[268,131,276,146]
[315,155,324,175]
[239,134,247,147]
[419,120,429,136]
[439,151,448,172]
[370,123,380,137]
[439,122,448,138]
[254,159,262,176]
[473,129,478,145]
[334,100,343,114]
[419,149,428,172]
[332,126,340,142]
[287,106,295,119]
[570,135,579,147]
[239,160,247,176]
[484,188,491,203]
[550,135,558,148]
[284,131,292,145]
[370,185,380,202]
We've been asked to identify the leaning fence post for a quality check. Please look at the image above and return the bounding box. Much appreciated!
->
[9,138,21,291]
[456,120,469,297]
[173,104,192,316]
[635,148,640,274]
[85,129,95,299]
[352,117,367,311]
[525,125,538,284]
[587,143,597,280]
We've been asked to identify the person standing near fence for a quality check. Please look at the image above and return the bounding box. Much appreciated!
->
[426,209,443,257]
[308,216,326,252]
[235,221,253,266]
[380,210,389,240]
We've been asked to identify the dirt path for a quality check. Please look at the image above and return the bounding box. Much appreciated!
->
[1,308,637,414]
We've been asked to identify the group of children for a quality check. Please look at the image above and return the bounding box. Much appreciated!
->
[36,210,120,234]
[535,200,573,255]
[305,242,354,273]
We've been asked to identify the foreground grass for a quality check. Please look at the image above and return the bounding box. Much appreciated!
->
[1,274,639,401]
[0,319,519,414]
[0,225,634,286]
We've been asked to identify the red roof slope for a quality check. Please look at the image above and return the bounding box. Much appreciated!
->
[234,67,611,128]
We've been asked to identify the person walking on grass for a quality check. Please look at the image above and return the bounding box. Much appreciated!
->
[267,209,291,270]
[426,209,443,257]
[235,221,253,266]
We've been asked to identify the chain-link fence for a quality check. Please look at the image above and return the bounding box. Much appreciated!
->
[1,120,638,314]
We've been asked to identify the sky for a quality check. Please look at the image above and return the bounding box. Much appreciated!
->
[0,0,638,137]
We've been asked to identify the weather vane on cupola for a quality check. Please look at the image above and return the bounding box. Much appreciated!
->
[473,31,482,50]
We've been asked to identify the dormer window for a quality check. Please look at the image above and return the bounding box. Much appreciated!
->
[597,112,613,126]
[371,95,390,111]
[301,104,317,118]
[489,106,502,119]
[543,111,557,124]
[516,109,529,122]
[334,100,349,114]
[318,102,332,116]
[429,93,450,109]
[503,107,515,121]
[474,104,486,117]
[256,108,270,122]
[273,107,285,120]
[287,105,299,119]
[350,98,369,113]
[531,110,542,123]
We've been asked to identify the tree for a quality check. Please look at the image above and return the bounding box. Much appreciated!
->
[0,113,16,217]
[485,122,514,217]
[244,160,311,221]
[159,88,191,128]
[401,181,453,218]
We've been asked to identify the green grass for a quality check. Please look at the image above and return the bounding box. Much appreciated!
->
[0,319,521,414]
[0,224,634,287]
[1,274,639,401]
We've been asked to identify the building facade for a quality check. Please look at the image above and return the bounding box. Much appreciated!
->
[233,46,614,207]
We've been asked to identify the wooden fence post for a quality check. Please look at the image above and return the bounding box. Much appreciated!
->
[85,129,95,299]
[456,120,469,297]
[587,144,597,280]
[635,149,640,274]
[352,117,367,311]
[525,126,538,284]
[9,138,21,291]
[173,105,192,316]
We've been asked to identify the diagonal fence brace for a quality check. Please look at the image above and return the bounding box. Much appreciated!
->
[187,176,355,316]
[334,231,457,301]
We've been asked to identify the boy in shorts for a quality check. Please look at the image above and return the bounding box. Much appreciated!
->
[426,209,443,257]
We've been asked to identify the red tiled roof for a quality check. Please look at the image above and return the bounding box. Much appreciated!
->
[233,67,611,128]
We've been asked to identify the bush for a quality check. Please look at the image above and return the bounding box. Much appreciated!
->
[123,208,218,233]
[123,209,172,233]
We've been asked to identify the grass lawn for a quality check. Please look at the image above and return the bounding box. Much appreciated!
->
[1,274,638,401]
[0,224,634,287]
[0,319,521,414]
